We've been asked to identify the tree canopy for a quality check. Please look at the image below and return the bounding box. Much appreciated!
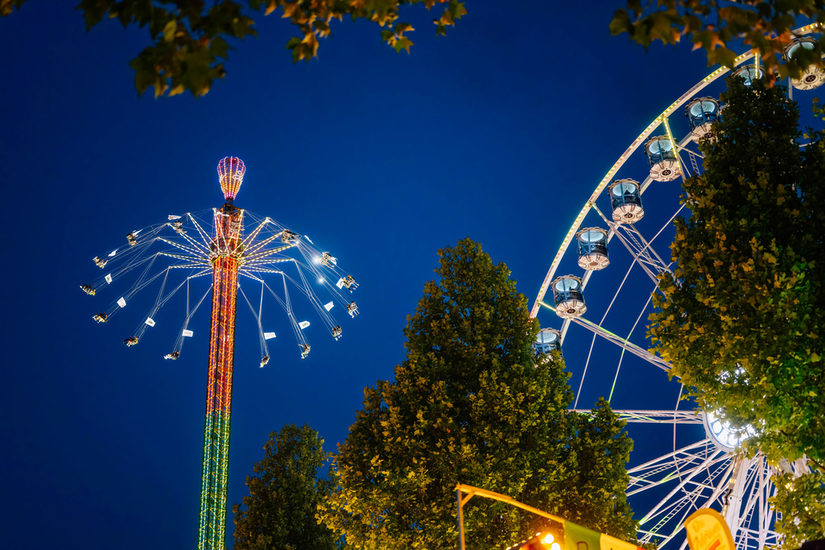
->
[648,77,825,547]
[610,1,825,82]
[319,238,637,549]
[233,423,339,550]
[0,0,465,97]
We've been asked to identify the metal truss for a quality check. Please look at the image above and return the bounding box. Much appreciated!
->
[623,437,779,550]
[542,302,671,372]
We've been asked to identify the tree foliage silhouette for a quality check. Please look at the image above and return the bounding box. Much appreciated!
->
[233,424,338,550]
[649,78,825,547]
[611,1,825,83]
[1,0,465,97]
[320,238,637,549]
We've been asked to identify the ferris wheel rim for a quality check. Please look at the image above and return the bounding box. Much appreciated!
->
[529,22,821,320]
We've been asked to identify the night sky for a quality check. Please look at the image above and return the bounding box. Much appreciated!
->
[0,2,756,548]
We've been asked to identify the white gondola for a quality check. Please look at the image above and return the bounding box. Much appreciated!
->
[300,344,311,359]
[164,351,180,360]
[123,336,138,347]
[126,232,138,246]
[535,327,561,355]
[685,97,721,142]
[80,284,96,296]
[608,179,644,224]
[732,64,762,86]
[551,275,586,319]
[347,301,359,317]
[259,355,269,368]
[280,229,298,243]
[576,227,609,271]
[784,37,825,90]
[332,326,342,340]
[645,136,680,182]
[93,256,107,269]
[93,312,108,323]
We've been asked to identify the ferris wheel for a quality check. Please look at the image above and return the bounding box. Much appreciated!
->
[530,24,822,550]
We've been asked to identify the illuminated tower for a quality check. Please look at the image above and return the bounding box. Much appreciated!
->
[197,157,245,550]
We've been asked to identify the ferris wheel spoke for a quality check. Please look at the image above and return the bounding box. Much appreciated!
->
[612,221,673,282]
[636,449,730,541]
[580,409,703,425]
[627,438,720,492]
[727,456,779,549]
[633,450,735,550]
[541,302,671,372]
[572,241,643,406]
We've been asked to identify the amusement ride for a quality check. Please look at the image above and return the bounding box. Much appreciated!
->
[531,25,822,550]
[81,157,359,550]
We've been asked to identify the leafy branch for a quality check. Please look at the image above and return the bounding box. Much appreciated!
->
[611,1,825,81]
[2,0,467,97]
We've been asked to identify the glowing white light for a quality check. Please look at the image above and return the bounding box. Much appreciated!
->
[542,533,555,545]
[117,297,126,308]
[705,410,754,450]
[551,543,561,550]
[182,329,194,337]
[318,277,325,284]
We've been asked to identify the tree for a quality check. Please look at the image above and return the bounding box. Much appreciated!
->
[610,1,825,82]
[647,77,825,547]
[0,0,466,98]
[318,238,637,549]
[233,423,339,550]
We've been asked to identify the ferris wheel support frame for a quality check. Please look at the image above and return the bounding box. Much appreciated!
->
[530,24,823,550]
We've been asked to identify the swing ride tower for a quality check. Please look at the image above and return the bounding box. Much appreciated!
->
[198,157,244,550]
[82,155,360,550]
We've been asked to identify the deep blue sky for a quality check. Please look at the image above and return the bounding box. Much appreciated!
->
[0,2,732,548]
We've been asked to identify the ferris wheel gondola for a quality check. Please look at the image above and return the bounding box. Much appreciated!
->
[530,23,822,550]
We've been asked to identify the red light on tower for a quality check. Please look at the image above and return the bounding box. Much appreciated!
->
[217,156,245,202]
